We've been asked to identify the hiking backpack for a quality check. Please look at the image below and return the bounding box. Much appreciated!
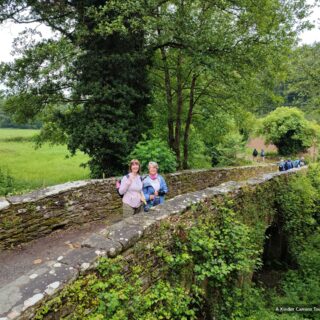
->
[279,162,285,172]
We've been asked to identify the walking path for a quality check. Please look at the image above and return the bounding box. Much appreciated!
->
[0,218,121,289]
[0,216,121,319]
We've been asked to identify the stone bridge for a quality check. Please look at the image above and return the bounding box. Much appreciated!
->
[0,164,304,319]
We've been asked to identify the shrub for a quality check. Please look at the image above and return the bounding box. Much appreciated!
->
[260,107,320,155]
[128,138,177,173]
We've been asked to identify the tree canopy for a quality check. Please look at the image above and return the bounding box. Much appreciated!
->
[254,42,320,118]
[0,0,315,174]
[283,43,320,119]
[96,0,312,168]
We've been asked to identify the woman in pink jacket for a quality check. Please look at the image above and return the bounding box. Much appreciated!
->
[118,159,145,217]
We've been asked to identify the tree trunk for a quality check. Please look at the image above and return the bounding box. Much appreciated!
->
[183,74,197,169]
[158,27,175,150]
[175,51,183,169]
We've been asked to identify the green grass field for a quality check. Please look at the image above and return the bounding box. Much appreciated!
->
[0,128,90,194]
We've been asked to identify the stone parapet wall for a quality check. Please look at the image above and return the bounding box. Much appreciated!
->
[0,164,277,250]
[0,167,304,320]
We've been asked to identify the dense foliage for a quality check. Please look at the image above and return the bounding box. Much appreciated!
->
[276,172,318,256]
[128,138,177,173]
[257,43,320,121]
[282,43,320,120]
[260,107,320,155]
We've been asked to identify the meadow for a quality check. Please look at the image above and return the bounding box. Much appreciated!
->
[0,128,90,194]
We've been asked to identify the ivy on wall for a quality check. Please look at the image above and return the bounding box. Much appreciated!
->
[34,166,320,320]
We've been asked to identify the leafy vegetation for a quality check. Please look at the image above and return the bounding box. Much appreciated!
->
[259,107,320,155]
[0,167,15,196]
[282,43,320,120]
[129,138,177,173]
[0,96,41,129]
[275,231,320,313]
[276,172,318,256]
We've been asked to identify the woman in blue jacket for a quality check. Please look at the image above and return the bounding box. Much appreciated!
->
[143,161,168,210]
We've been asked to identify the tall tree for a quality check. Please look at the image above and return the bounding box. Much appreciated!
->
[0,0,151,176]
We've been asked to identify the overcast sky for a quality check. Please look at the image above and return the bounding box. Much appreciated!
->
[0,4,319,64]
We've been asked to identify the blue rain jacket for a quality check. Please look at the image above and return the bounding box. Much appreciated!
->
[143,175,168,207]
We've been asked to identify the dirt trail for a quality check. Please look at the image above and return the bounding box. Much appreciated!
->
[247,137,277,152]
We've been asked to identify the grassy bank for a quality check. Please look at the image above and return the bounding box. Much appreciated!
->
[0,129,90,194]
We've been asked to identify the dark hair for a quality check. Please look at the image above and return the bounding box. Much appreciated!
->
[129,159,141,174]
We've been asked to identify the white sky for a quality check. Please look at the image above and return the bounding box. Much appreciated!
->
[0,3,319,63]
[298,1,320,44]
[0,21,53,63]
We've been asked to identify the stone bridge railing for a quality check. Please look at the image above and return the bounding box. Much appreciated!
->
[0,164,277,250]
[0,166,306,320]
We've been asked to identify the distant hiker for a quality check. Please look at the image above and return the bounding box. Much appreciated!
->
[284,159,294,171]
[260,149,265,162]
[293,159,301,168]
[118,159,146,218]
[143,161,168,212]
[288,159,294,170]
[279,159,285,172]
[252,148,258,161]
[300,157,306,166]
